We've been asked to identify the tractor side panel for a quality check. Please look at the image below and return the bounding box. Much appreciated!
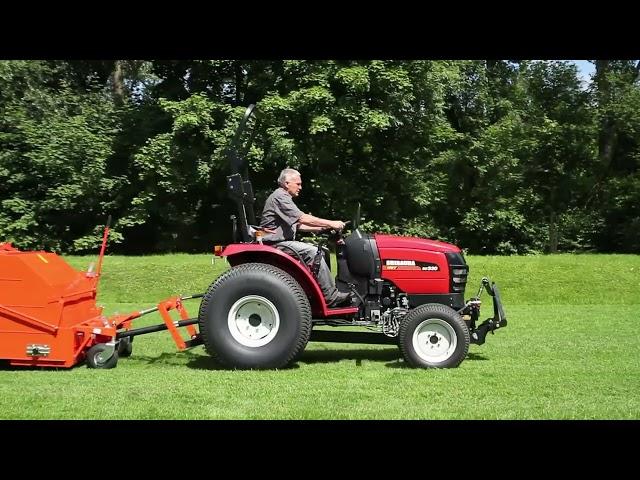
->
[377,247,450,294]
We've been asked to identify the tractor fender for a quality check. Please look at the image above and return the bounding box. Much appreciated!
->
[222,244,326,315]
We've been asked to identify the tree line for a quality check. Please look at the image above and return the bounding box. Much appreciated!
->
[1,60,638,254]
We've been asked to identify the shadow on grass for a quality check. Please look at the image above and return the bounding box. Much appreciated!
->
[129,351,303,371]
[0,360,78,372]
[185,354,299,371]
[125,347,489,368]
[298,348,490,368]
[466,352,489,361]
[0,349,490,372]
[121,351,228,371]
[133,348,401,370]
[298,348,402,366]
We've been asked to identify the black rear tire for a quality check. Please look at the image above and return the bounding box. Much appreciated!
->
[399,303,470,368]
[198,263,311,369]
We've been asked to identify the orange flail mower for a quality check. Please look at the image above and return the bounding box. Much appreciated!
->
[0,220,202,369]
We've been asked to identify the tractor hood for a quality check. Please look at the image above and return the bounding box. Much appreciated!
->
[374,234,461,253]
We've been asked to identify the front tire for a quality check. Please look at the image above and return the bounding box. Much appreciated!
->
[399,304,470,368]
[198,263,311,369]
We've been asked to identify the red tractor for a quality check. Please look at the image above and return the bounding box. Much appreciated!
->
[197,105,507,369]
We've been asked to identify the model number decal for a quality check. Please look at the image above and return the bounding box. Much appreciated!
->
[383,260,440,271]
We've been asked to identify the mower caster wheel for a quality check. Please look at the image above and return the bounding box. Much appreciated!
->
[117,336,133,357]
[86,343,119,369]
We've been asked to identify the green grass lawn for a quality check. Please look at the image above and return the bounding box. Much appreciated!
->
[1,253,638,419]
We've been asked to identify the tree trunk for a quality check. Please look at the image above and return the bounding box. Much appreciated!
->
[234,61,243,106]
[112,60,125,106]
[549,211,558,253]
[595,60,618,170]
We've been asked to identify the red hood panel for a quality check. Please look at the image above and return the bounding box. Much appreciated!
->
[374,234,461,253]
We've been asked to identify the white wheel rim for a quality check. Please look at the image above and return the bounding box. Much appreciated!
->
[412,318,457,363]
[227,295,280,347]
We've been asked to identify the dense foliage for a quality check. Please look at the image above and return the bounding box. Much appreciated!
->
[1,60,638,254]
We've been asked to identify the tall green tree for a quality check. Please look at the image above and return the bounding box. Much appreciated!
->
[0,61,125,252]
[590,60,640,252]
[2,59,637,255]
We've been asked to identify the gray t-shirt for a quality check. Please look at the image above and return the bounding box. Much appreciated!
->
[259,187,304,242]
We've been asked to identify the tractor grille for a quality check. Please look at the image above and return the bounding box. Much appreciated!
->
[445,252,468,294]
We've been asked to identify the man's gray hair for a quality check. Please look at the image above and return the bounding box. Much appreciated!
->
[278,168,301,187]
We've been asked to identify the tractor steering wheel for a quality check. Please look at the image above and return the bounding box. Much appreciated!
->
[321,221,351,240]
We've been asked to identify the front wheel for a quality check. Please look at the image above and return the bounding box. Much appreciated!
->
[399,304,470,368]
[198,263,311,369]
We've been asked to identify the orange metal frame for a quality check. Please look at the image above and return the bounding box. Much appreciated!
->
[0,242,200,368]
[156,296,199,350]
[110,296,199,350]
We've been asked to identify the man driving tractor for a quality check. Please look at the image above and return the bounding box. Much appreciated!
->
[259,168,352,307]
